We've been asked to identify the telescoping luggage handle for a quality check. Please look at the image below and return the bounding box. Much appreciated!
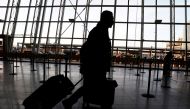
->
[74,77,83,87]
[63,53,83,87]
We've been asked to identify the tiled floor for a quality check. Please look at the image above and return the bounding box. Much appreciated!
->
[0,60,190,109]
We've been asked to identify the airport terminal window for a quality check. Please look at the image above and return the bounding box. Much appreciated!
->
[0,0,189,67]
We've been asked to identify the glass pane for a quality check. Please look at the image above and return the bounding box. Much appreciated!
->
[61,23,73,38]
[13,38,23,47]
[103,0,115,5]
[5,22,14,35]
[51,7,61,21]
[157,42,167,49]
[187,8,190,22]
[73,39,83,45]
[20,0,30,6]
[157,8,170,23]
[175,0,185,5]
[127,41,135,48]
[44,7,52,21]
[75,7,86,21]
[187,25,190,44]
[0,8,6,20]
[65,0,76,5]
[114,23,127,39]
[49,38,55,44]
[0,23,3,34]
[183,41,190,51]
[41,23,49,37]
[47,0,54,6]
[7,7,16,21]
[60,39,71,45]
[114,40,126,47]
[0,0,8,6]
[128,24,141,40]
[78,0,87,5]
[133,41,140,48]
[102,7,114,14]
[18,8,29,21]
[116,7,127,22]
[143,42,155,48]
[188,0,190,5]
[144,7,155,22]
[63,7,75,21]
[24,23,33,36]
[157,0,170,5]
[74,23,84,38]
[175,25,184,41]
[144,24,155,40]
[128,7,141,22]
[88,7,101,21]
[15,23,26,34]
[130,0,141,5]
[117,0,129,5]
[175,8,185,23]
[31,0,39,6]
[40,38,47,44]
[24,38,33,44]
[28,7,36,21]
[144,0,155,5]
[54,0,63,5]
[157,25,170,41]
[90,0,102,5]
[28,7,44,21]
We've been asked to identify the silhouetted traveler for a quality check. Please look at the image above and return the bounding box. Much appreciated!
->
[62,10,116,109]
[161,51,173,88]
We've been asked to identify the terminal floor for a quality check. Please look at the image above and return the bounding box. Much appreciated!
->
[0,61,190,109]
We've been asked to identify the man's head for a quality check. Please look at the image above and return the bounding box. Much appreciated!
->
[100,10,114,28]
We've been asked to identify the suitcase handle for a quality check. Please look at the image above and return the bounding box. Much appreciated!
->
[74,77,83,87]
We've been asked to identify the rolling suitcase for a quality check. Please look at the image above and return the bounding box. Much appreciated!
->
[23,75,75,109]
[83,78,118,108]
